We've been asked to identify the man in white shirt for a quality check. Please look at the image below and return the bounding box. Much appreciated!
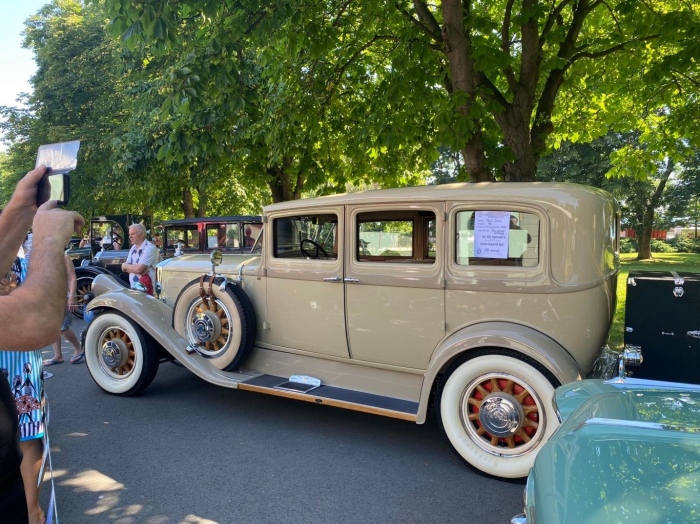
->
[121,224,157,291]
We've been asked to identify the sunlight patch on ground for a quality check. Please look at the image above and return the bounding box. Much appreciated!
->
[45,468,68,479]
[180,516,219,524]
[60,469,125,492]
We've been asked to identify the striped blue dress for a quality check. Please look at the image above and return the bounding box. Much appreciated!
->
[0,349,45,441]
[1,246,46,441]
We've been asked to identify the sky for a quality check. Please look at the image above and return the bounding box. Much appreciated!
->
[0,0,49,109]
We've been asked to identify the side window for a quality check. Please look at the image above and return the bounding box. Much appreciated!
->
[455,210,539,267]
[356,210,436,263]
[207,224,240,249]
[273,214,338,260]
[166,226,199,250]
[243,223,262,248]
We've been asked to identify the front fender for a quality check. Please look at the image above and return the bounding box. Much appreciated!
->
[87,274,248,388]
[88,276,180,350]
[417,321,582,423]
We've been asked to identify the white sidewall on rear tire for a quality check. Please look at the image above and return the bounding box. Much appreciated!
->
[85,313,145,395]
[440,354,558,478]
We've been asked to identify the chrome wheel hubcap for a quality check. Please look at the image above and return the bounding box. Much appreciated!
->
[185,298,232,358]
[478,394,524,438]
[101,338,128,368]
[460,372,545,457]
[191,311,221,343]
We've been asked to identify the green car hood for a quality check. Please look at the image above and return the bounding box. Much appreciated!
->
[555,378,700,423]
[528,389,700,524]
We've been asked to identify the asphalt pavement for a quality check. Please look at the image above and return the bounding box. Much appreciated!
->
[38,316,525,524]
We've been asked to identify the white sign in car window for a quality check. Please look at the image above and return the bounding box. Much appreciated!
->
[474,211,510,259]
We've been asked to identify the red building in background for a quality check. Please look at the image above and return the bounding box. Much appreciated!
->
[621,228,667,239]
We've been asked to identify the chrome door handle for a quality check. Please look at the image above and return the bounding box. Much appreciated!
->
[323,276,342,282]
[688,331,700,339]
[661,332,675,336]
[344,277,359,283]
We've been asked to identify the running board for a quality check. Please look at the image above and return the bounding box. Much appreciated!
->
[238,374,418,422]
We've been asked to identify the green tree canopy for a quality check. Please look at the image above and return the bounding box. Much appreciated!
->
[99,0,700,183]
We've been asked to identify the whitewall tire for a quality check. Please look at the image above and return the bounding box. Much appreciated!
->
[436,349,560,479]
[85,312,159,396]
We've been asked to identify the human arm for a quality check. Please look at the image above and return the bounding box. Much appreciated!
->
[0,202,84,350]
[121,242,157,276]
[0,166,47,276]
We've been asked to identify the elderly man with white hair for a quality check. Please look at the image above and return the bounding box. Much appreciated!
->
[120,223,158,293]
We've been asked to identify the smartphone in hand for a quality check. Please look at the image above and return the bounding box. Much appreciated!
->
[35,140,80,207]
[36,169,70,207]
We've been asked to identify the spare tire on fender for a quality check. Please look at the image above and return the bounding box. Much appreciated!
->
[173,277,256,371]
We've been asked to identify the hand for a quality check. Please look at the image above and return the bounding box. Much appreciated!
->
[32,201,85,249]
[7,165,48,212]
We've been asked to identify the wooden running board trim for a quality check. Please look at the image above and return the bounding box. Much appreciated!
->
[238,379,418,422]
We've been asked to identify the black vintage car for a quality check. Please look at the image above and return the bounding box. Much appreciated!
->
[68,214,152,318]
[159,216,262,258]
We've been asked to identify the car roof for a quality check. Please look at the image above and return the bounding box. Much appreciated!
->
[158,216,262,227]
[263,182,612,213]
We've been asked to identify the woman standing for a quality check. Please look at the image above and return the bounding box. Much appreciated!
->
[0,235,46,524]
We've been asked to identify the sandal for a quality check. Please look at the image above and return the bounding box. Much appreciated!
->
[70,352,85,364]
[43,358,64,366]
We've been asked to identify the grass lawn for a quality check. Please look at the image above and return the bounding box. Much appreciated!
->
[609,252,700,348]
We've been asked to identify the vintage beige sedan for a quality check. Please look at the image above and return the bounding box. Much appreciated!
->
[83,182,620,479]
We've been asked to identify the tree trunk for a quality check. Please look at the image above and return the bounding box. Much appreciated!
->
[637,217,653,261]
[637,159,674,260]
[440,0,493,182]
[196,187,207,217]
[417,0,591,182]
[267,158,305,202]
[500,104,538,181]
[182,188,195,218]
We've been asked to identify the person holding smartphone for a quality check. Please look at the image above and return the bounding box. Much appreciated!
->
[0,165,84,524]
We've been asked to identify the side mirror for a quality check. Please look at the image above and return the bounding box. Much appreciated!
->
[210,249,223,267]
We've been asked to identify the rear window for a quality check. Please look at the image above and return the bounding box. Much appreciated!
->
[455,211,539,267]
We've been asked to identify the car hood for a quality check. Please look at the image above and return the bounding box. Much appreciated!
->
[555,378,700,423]
[158,253,261,273]
[528,388,700,524]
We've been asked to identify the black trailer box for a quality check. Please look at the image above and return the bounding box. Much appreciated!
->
[624,271,700,384]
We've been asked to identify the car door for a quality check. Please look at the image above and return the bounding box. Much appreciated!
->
[344,203,446,370]
[265,207,349,358]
